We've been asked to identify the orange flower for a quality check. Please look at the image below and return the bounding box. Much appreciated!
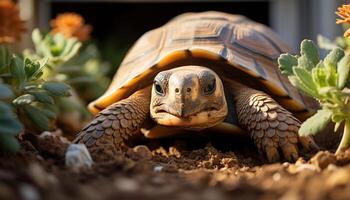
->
[0,0,26,44]
[50,13,92,41]
[336,4,350,37]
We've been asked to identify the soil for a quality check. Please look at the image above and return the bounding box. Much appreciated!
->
[1,130,350,200]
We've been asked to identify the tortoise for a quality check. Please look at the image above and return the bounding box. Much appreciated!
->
[74,11,319,162]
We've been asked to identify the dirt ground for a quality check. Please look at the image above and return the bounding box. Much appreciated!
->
[1,130,350,200]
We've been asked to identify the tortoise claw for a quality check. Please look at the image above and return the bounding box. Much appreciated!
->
[299,136,319,152]
[265,146,280,163]
[280,143,299,162]
[232,85,318,163]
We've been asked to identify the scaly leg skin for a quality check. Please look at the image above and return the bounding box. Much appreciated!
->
[230,82,318,162]
[73,87,151,162]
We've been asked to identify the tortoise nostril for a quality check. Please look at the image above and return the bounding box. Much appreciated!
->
[175,88,180,93]
[186,88,191,93]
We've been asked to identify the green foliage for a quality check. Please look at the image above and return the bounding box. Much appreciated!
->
[318,34,350,53]
[0,27,110,153]
[278,39,350,153]
[27,29,82,66]
[299,109,332,136]
[0,83,22,152]
[53,44,111,102]
[0,43,73,152]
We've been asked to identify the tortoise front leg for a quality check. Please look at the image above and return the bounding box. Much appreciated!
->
[74,87,151,161]
[228,82,318,162]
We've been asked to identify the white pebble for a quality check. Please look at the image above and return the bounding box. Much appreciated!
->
[153,165,164,172]
[65,144,93,169]
[272,172,281,181]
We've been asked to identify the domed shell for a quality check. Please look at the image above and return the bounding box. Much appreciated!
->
[89,11,317,120]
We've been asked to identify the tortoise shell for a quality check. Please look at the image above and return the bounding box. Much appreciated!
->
[89,11,316,120]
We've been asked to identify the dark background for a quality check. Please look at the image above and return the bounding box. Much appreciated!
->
[51,1,269,67]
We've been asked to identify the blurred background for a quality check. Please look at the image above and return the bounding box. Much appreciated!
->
[18,0,346,69]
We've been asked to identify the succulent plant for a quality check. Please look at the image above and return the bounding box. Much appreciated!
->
[27,29,82,67]
[0,45,72,152]
[279,40,350,154]
[0,82,23,152]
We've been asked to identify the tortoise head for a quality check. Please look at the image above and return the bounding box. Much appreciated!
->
[150,66,228,130]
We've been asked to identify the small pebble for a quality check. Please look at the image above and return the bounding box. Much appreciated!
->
[272,172,281,181]
[114,177,139,192]
[19,183,40,200]
[154,165,164,172]
[28,163,57,188]
[65,144,93,169]
[133,145,152,160]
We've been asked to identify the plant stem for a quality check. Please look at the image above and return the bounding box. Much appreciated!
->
[336,119,350,154]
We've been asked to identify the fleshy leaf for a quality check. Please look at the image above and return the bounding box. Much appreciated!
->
[317,35,338,51]
[337,54,350,89]
[324,47,345,68]
[24,105,49,130]
[278,53,298,75]
[42,82,71,96]
[13,94,35,105]
[0,84,13,100]
[312,64,328,88]
[24,58,40,80]
[0,46,10,71]
[30,91,54,104]
[0,102,23,135]
[10,55,26,86]
[299,109,332,136]
[292,67,318,96]
[0,134,20,153]
[298,40,320,70]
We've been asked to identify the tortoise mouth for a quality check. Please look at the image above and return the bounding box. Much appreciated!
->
[151,106,227,130]
[154,106,219,119]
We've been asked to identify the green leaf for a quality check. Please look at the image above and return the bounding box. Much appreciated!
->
[332,113,346,123]
[312,64,327,88]
[28,57,48,80]
[0,134,20,153]
[41,108,56,120]
[298,40,320,70]
[288,76,316,97]
[30,91,54,104]
[292,67,318,96]
[42,82,70,96]
[324,48,344,68]
[61,40,81,62]
[335,122,342,132]
[299,109,332,136]
[278,53,298,75]
[0,84,13,100]
[13,94,35,106]
[10,55,26,86]
[53,33,66,52]
[0,102,23,135]
[337,54,350,89]
[317,35,338,51]
[23,105,49,130]
[24,58,40,80]
[32,29,43,47]
[0,45,10,71]
[318,87,337,96]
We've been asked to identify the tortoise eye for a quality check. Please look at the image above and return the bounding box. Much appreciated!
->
[154,81,165,96]
[203,78,216,95]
